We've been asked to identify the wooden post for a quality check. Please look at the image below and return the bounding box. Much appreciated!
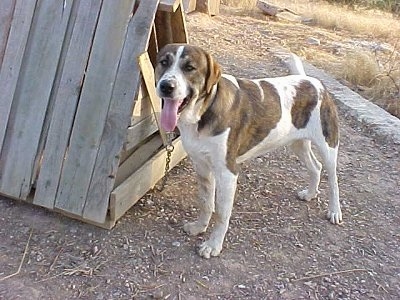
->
[196,0,220,16]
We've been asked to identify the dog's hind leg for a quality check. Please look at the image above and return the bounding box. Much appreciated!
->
[198,168,238,259]
[290,140,322,201]
[183,161,215,236]
[315,141,342,224]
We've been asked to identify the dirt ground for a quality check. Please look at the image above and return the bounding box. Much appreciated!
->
[1,6,399,300]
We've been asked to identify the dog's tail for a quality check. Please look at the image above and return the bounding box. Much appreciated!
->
[286,53,306,76]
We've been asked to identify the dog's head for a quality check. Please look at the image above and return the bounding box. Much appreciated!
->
[155,44,221,131]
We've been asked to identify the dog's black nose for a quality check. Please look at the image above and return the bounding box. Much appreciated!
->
[159,80,175,96]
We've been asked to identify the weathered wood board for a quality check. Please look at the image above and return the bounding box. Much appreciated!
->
[0,0,36,162]
[125,113,159,151]
[196,0,220,15]
[183,0,196,13]
[0,0,73,199]
[159,0,180,12]
[33,0,103,208]
[110,137,186,222]
[138,52,167,145]
[115,134,163,188]
[54,0,137,215]
[0,0,16,66]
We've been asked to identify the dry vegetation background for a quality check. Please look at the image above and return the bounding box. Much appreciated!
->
[221,0,400,117]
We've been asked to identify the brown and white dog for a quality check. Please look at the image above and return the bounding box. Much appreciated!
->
[155,44,342,259]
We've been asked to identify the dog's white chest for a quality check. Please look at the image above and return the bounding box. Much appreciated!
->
[178,121,230,168]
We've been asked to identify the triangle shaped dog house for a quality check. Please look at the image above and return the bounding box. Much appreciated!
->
[0,0,188,228]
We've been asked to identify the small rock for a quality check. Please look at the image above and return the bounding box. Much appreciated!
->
[172,241,180,247]
[237,284,246,289]
[152,290,164,299]
[35,253,44,262]
[328,291,335,300]
[307,37,321,45]
[169,217,178,224]
[92,245,99,255]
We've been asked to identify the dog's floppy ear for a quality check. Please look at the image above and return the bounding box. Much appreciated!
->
[205,52,221,94]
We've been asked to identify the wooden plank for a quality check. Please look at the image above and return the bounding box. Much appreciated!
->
[0,0,16,66]
[170,1,189,43]
[209,0,221,16]
[131,86,151,125]
[138,52,167,144]
[196,0,220,15]
[125,113,159,151]
[26,193,115,229]
[155,1,188,50]
[110,137,186,222]
[33,0,103,208]
[31,0,80,201]
[183,0,196,13]
[0,0,73,199]
[82,0,160,223]
[148,24,158,66]
[155,11,172,49]
[115,134,163,187]
[54,0,136,215]
[55,209,116,230]
[0,0,36,161]
[159,0,180,12]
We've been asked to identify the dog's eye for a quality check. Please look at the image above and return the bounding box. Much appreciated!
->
[160,59,168,66]
[184,64,195,72]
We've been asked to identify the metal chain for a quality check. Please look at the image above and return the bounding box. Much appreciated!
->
[157,132,175,192]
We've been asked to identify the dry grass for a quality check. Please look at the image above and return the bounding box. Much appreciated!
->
[340,51,380,86]
[305,5,400,39]
[301,47,399,117]
[223,0,400,39]
[331,42,399,117]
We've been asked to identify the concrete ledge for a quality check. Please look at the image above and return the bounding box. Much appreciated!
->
[304,63,400,145]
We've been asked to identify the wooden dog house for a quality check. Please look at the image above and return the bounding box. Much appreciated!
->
[0,0,188,228]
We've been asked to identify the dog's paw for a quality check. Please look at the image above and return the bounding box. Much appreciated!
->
[198,240,222,259]
[183,221,207,236]
[297,189,320,201]
[327,209,342,224]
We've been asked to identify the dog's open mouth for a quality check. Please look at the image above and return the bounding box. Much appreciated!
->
[177,96,189,113]
[160,96,190,132]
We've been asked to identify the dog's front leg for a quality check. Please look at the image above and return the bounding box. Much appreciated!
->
[198,168,238,258]
[183,161,215,236]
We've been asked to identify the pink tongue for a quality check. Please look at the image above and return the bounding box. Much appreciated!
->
[160,99,182,132]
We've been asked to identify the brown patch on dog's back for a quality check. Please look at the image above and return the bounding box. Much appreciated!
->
[198,78,282,173]
[320,91,339,148]
[291,81,318,129]
[227,79,281,173]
